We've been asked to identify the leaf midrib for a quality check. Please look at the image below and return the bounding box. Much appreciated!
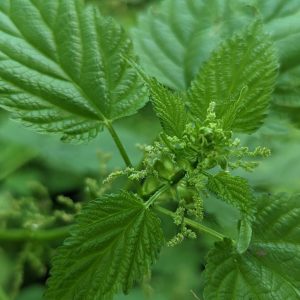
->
[1,3,109,122]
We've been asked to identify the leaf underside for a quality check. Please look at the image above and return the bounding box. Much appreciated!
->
[204,194,300,300]
[45,191,164,300]
[188,22,278,133]
[0,0,147,142]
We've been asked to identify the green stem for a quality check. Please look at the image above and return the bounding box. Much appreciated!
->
[155,206,226,241]
[0,226,71,242]
[105,121,133,168]
[143,169,186,200]
[145,184,170,208]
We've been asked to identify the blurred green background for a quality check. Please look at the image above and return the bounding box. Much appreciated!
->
[1,0,300,299]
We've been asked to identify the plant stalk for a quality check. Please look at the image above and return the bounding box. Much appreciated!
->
[155,206,226,241]
[145,184,170,208]
[143,169,187,200]
[105,121,133,168]
[0,226,72,242]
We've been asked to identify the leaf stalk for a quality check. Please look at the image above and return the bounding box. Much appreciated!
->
[145,184,170,208]
[155,206,226,241]
[105,121,133,168]
[0,226,71,242]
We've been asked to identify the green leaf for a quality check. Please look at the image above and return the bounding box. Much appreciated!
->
[237,218,252,254]
[132,0,252,90]
[46,191,164,300]
[133,0,300,117]
[188,22,278,133]
[148,79,187,137]
[204,194,300,299]
[255,0,300,108]
[0,0,147,142]
[206,172,255,218]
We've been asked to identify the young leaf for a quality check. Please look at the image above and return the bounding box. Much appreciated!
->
[188,22,278,133]
[148,79,188,137]
[204,194,300,300]
[0,0,147,142]
[133,0,300,113]
[46,191,164,300]
[206,172,255,218]
[132,0,300,124]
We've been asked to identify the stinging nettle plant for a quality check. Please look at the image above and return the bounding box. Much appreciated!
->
[0,0,300,299]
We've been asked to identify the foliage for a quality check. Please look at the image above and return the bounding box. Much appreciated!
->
[147,78,187,138]
[187,22,278,133]
[0,0,147,142]
[0,0,299,300]
[46,192,164,300]
[204,194,300,299]
[133,0,300,124]
[206,172,255,219]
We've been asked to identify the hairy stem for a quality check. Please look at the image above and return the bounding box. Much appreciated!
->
[105,121,133,168]
[0,226,71,242]
[155,206,226,241]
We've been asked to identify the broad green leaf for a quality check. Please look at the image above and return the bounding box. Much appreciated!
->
[188,22,278,133]
[46,191,164,300]
[148,79,187,137]
[255,0,300,109]
[204,194,300,300]
[0,0,147,142]
[132,0,252,90]
[206,172,255,218]
[133,0,300,115]
[237,218,252,254]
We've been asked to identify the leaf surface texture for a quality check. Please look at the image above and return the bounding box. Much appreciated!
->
[187,22,278,133]
[207,171,255,218]
[132,0,300,111]
[46,191,164,299]
[148,79,187,137]
[204,194,300,299]
[0,0,147,141]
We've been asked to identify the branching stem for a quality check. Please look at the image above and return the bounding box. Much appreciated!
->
[0,226,71,242]
[105,121,133,168]
[155,206,226,241]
